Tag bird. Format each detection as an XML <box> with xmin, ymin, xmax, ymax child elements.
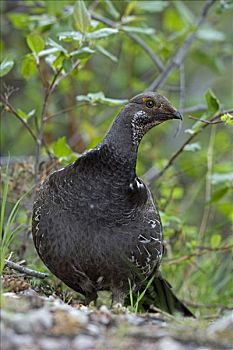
<box><xmin>32</xmin><ymin>91</ymin><xmax>194</xmax><ymax>316</ymax></box>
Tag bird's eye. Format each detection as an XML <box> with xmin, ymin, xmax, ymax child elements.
<box><xmin>145</xmin><ymin>100</ymin><xmax>154</xmax><ymax>108</ymax></box>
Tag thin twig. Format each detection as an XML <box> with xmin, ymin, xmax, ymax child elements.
<box><xmin>199</xmin><ymin>125</ymin><xmax>216</xmax><ymax>238</ymax></box>
<box><xmin>34</xmin><ymin>67</ymin><xmax>63</xmax><ymax>188</ymax></box>
<box><xmin>148</xmin><ymin>0</ymin><xmax>216</xmax><ymax>91</ymax></box>
<box><xmin>5</xmin><ymin>259</ymin><xmax>48</xmax><ymax>279</ymax></box>
<box><xmin>164</xmin><ymin>244</ymin><xmax>233</xmax><ymax>265</ymax></box>
<box><xmin>90</xmin><ymin>13</ymin><xmax>165</xmax><ymax>72</ymax></box>
<box><xmin>183</xmin><ymin>105</ymin><xmax>207</xmax><ymax>113</ymax></box>
<box><xmin>183</xmin><ymin>300</ymin><xmax>233</xmax><ymax>310</ymax></box>
<box><xmin>145</xmin><ymin>109</ymin><xmax>233</xmax><ymax>183</ymax></box>
<box><xmin>1</xmin><ymin>95</ymin><xmax>37</xmax><ymax>143</ymax></box>
<box><xmin>187</xmin><ymin>116</ymin><xmax>223</xmax><ymax>124</ymax></box>
<box><xmin>179</xmin><ymin>64</ymin><xmax>185</xmax><ymax>113</ymax></box>
<box><xmin>126</xmin><ymin>32</ymin><xmax>165</xmax><ymax>72</ymax></box>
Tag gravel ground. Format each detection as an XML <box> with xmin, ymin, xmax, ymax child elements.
<box><xmin>1</xmin><ymin>289</ymin><xmax>233</xmax><ymax>350</ymax></box>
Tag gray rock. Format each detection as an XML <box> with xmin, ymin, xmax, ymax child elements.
<box><xmin>40</xmin><ymin>337</ymin><xmax>70</xmax><ymax>350</ymax></box>
<box><xmin>157</xmin><ymin>336</ymin><xmax>186</xmax><ymax>350</ymax></box>
<box><xmin>72</xmin><ymin>335</ymin><xmax>95</xmax><ymax>350</ymax></box>
<box><xmin>68</xmin><ymin>308</ymin><xmax>89</xmax><ymax>327</ymax></box>
<box><xmin>125</xmin><ymin>314</ymin><xmax>145</xmax><ymax>326</ymax></box>
<box><xmin>1</xmin><ymin>328</ymin><xmax>34</xmax><ymax>350</ymax></box>
<box><xmin>207</xmin><ymin>312</ymin><xmax>233</xmax><ymax>334</ymax></box>
<box><xmin>86</xmin><ymin>323</ymin><xmax>100</xmax><ymax>336</ymax></box>
<box><xmin>2</xmin><ymin>307</ymin><xmax>53</xmax><ymax>334</ymax></box>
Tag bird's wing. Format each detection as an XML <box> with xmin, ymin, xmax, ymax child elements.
<box><xmin>127</xmin><ymin>177</ymin><xmax>163</xmax><ymax>278</ymax></box>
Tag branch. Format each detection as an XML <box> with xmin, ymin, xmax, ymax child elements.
<box><xmin>34</xmin><ymin>61</ymin><xmax>80</xmax><ymax>188</ymax></box>
<box><xmin>179</xmin><ymin>64</ymin><xmax>185</xmax><ymax>113</ymax></box>
<box><xmin>148</xmin><ymin>0</ymin><xmax>216</xmax><ymax>91</ymax></box>
<box><xmin>164</xmin><ymin>244</ymin><xmax>233</xmax><ymax>265</ymax></box>
<box><xmin>33</xmin><ymin>66</ymin><xmax>63</xmax><ymax>187</ymax></box>
<box><xmin>183</xmin><ymin>300</ymin><xmax>232</xmax><ymax>310</ymax></box>
<box><xmin>1</xmin><ymin>95</ymin><xmax>37</xmax><ymax>143</ymax></box>
<box><xmin>90</xmin><ymin>13</ymin><xmax>164</xmax><ymax>72</ymax></box>
<box><xmin>187</xmin><ymin>115</ymin><xmax>223</xmax><ymax>124</ymax></box>
<box><xmin>5</xmin><ymin>259</ymin><xmax>48</xmax><ymax>279</ymax></box>
<box><xmin>126</xmin><ymin>32</ymin><xmax>165</xmax><ymax>72</ymax></box>
<box><xmin>144</xmin><ymin>109</ymin><xmax>233</xmax><ymax>183</ymax></box>
<box><xmin>183</xmin><ymin>104</ymin><xmax>207</xmax><ymax>113</ymax></box>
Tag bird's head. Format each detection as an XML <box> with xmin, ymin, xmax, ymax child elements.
<box><xmin>103</xmin><ymin>91</ymin><xmax>182</xmax><ymax>157</ymax></box>
<box><xmin>125</xmin><ymin>91</ymin><xmax>182</xmax><ymax>145</ymax></box>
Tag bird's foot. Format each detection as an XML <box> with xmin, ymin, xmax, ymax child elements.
<box><xmin>112</xmin><ymin>302</ymin><xmax>127</xmax><ymax>314</ymax></box>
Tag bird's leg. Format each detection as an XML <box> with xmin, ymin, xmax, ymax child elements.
<box><xmin>111</xmin><ymin>288</ymin><xmax>126</xmax><ymax>309</ymax></box>
<box><xmin>84</xmin><ymin>291</ymin><xmax>98</xmax><ymax>306</ymax></box>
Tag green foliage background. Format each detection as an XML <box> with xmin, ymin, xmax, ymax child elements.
<box><xmin>1</xmin><ymin>0</ymin><xmax>232</xmax><ymax>315</ymax></box>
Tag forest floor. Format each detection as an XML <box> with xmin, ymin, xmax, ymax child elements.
<box><xmin>1</xmin><ymin>274</ymin><xmax>233</xmax><ymax>350</ymax></box>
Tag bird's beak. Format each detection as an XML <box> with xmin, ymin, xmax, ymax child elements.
<box><xmin>172</xmin><ymin>111</ymin><xmax>183</xmax><ymax>120</ymax></box>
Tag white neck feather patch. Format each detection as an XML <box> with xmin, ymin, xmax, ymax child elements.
<box><xmin>131</xmin><ymin>110</ymin><xmax>159</xmax><ymax>145</ymax></box>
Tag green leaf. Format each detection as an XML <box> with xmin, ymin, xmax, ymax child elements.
<box><xmin>16</xmin><ymin>109</ymin><xmax>28</xmax><ymax>120</ymax></box>
<box><xmin>205</xmin><ymin>89</ymin><xmax>220</xmax><ymax>114</ymax></box>
<box><xmin>184</xmin><ymin>142</ymin><xmax>201</xmax><ymax>152</ymax></box>
<box><xmin>104</xmin><ymin>0</ymin><xmax>120</xmax><ymax>19</ymax></box>
<box><xmin>59</xmin><ymin>31</ymin><xmax>83</xmax><ymax>42</ymax></box>
<box><xmin>21</xmin><ymin>54</ymin><xmax>37</xmax><ymax>79</ymax></box>
<box><xmin>47</xmin><ymin>38</ymin><xmax>67</xmax><ymax>53</ymax></box>
<box><xmin>62</xmin><ymin>59</ymin><xmax>73</xmax><ymax>73</ymax></box>
<box><xmin>73</xmin><ymin>0</ymin><xmax>91</xmax><ymax>34</ymax></box>
<box><xmin>76</xmin><ymin>92</ymin><xmax>128</xmax><ymax>106</ymax></box>
<box><xmin>87</xmin><ymin>28</ymin><xmax>118</xmax><ymax>40</ymax></box>
<box><xmin>8</xmin><ymin>13</ymin><xmax>30</xmax><ymax>29</ymax></box>
<box><xmin>121</xmin><ymin>26</ymin><xmax>155</xmax><ymax>35</ymax></box>
<box><xmin>53</xmin><ymin>52</ymin><xmax>66</xmax><ymax>70</ymax></box>
<box><xmin>210</xmin><ymin>234</ymin><xmax>221</xmax><ymax>249</ymax></box>
<box><xmin>16</xmin><ymin>108</ymin><xmax>35</xmax><ymax>121</ymax></box>
<box><xmin>51</xmin><ymin>136</ymin><xmax>73</xmax><ymax>158</ymax></box>
<box><xmin>96</xmin><ymin>45</ymin><xmax>118</xmax><ymax>62</ymax></box>
<box><xmin>211</xmin><ymin>172</ymin><xmax>233</xmax><ymax>185</ymax></box>
<box><xmin>70</xmin><ymin>47</ymin><xmax>95</xmax><ymax>58</ymax></box>
<box><xmin>0</xmin><ymin>59</ymin><xmax>14</xmax><ymax>77</ymax></box>
<box><xmin>173</xmin><ymin>1</ymin><xmax>195</xmax><ymax>25</ymax></box>
<box><xmin>137</xmin><ymin>1</ymin><xmax>168</xmax><ymax>12</ymax></box>
<box><xmin>38</xmin><ymin>47</ymin><xmax>61</xmax><ymax>58</ymax></box>
<box><xmin>197</xmin><ymin>28</ymin><xmax>225</xmax><ymax>42</ymax></box>
<box><xmin>192</xmin><ymin>48</ymin><xmax>223</xmax><ymax>73</ymax></box>
<box><xmin>221</xmin><ymin>113</ymin><xmax>233</xmax><ymax>125</ymax></box>
<box><xmin>26</xmin><ymin>33</ymin><xmax>45</xmax><ymax>54</ymax></box>
<box><xmin>210</xmin><ymin>187</ymin><xmax>229</xmax><ymax>203</ymax></box>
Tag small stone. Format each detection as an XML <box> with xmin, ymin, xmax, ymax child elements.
<box><xmin>69</xmin><ymin>309</ymin><xmax>89</xmax><ymax>327</ymax></box>
<box><xmin>29</xmin><ymin>307</ymin><xmax>53</xmax><ymax>331</ymax></box>
<box><xmin>207</xmin><ymin>312</ymin><xmax>233</xmax><ymax>334</ymax></box>
<box><xmin>40</xmin><ymin>337</ymin><xmax>70</xmax><ymax>350</ymax></box>
<box><xmin>157</xmin><ymin>337</ymin><xmax>186</xmax><ymax>350</ymax></box>
<box><xmin>86</xmin><ymin>323</ymin><xmax>100</xmax><ymax>336</ymax></box>
<box><xmin>99</xmin><ymin>305</ymin><xmax>110</xmax><ymax>314</ymax></box>
<box><xmin>72</xmin><ymin>335</ymin><xmax>95</xmax><ymax>350</ymax></box>
<box><xmin>125</xmin><ymin>314</ymin><xmax>145</xmax><ymax>326</ymax></box>
<box><xmin>2</xmin><ymin>328</ymin><xmax>34</xmax><ymax>350</ymax></box>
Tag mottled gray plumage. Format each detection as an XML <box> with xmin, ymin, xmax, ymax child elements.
<box><xmin>32</xmin><ymin>92</ymin><xmax>193</xmax><ymax>316</ymax></box>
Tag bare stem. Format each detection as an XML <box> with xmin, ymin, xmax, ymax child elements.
<box><xmin>90</xmin><ymin>13</ymin><xmax>164</xmax><ymax>72</ymax></box>
<box><xmin>148</xmin><ymin>0</ymin><xmax>216</xmax><ymax>91</ymax></box>
<box><xmin>5</xmin><ymin>259</ymin><xmax>48</xmax><ymax>279</ymax></box>
<box><xmin>164</xmin><ymin>244</ymin><xmax>233</xmax><ymax>265</ymax></box>
<box><xmin>33</xmin><ymin>67</ymin><xmax>63</xmax><ymax>188</ymax></box>
<box><xmin>1</xmin><ymin>96</ymin><xmax>38</xmax><ymax>143</ymax></box>
<box><xmin>144</xmin><ymin>109</ymin><xmax>233</xmax><ymax>183</ymax></box>
<box><xmin>199</xmin><ymin>125</ymin><xmax>216</xmax><ymax>238</ymax></box>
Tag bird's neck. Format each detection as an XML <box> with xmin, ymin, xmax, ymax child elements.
<box><xmin>99</xmin><ymin>111</ymin><xmax>139</xmax><ymax>177</ymax></box>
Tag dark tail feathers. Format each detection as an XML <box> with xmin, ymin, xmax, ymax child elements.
<box><xmin>138</xmin><ymin>274</ymin><xmax>195</xmax><ymax>317</ymax></box>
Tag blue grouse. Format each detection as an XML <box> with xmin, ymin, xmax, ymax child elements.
<box><xmin>32</xmin><ymin>92</ymin><xmax>193</xmax><ymax>316</ymax></box>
